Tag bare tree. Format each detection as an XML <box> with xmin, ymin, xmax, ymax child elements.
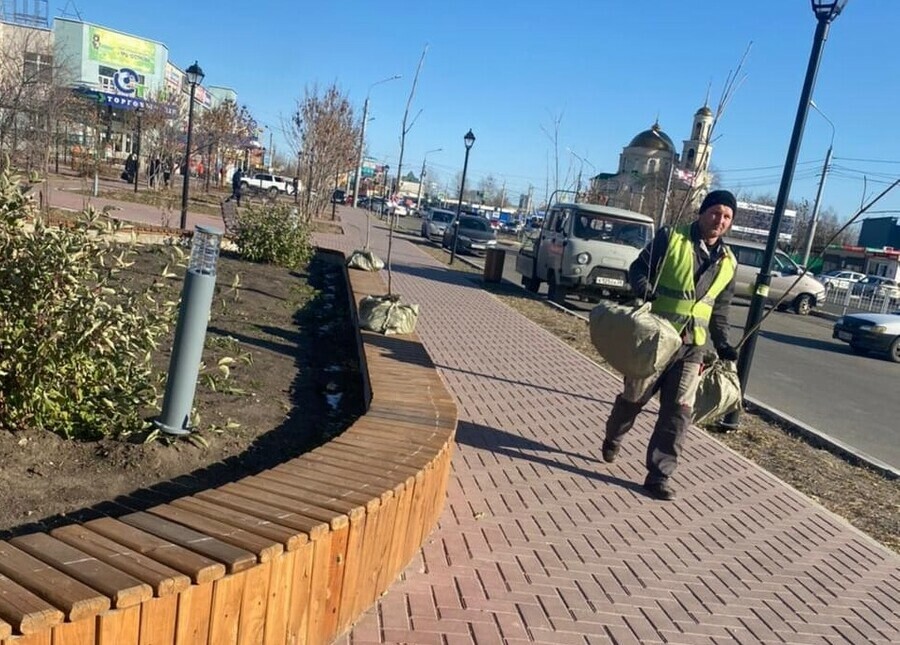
<box><xmin>194</xmin><ymin>99</ymin><xmax>256</xmax><ymax>191</ymax></box>
<box><xmin>288</xmin><ymin>83</ymin><xmax>359</xmax><ymax>220</ymax></box>
<box><xmin>540</xmin><ymin>110</ymin><xmax>564</xmax><ymax>199</ymax></box>
<box><xmin>387</xmin><ymin>45</ymin><xmax>427</xmax><ymax>295</ymax></box>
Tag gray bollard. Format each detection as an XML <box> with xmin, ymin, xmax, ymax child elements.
<box><xmin>155</xmin><ymin>225</ymin><xmax>223</xmax><ymax>435</ymax></box>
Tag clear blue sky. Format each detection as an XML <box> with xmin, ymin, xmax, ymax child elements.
<box><xmin>65</xmin><ymin>0</ymin><xmax>900</xmax><ymax>224</ymax></box>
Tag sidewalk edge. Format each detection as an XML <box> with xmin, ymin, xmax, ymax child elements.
<box><xmin>744</xmin><ymin>395</ymin><xmax>899</xmax><ymax>480</ymax></box>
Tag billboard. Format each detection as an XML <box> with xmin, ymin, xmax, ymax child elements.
<box><xmin>88</xmin><ymin>26</ymin><xmax>157</xmax><ymax>75</ymax></box>
<box><xmin>731</xmin><ymin>201</ymin><xmax>797</xmax><ymax>244</ymax></box>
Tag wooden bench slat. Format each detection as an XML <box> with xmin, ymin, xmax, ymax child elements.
<box><xmin>10</xmin><ymin>534</ymin><xmax>152</xmax><ymax>610</ymax></box>
<box><xmin>217</xmin><ymin>482</ymin><xmax>349</xmax><ymax>529</ymax></box>
<box><xmin>0</xmin><ymin>573</ymin><xmax>63</xmax><ymax>635</ymax></box>
<box><xmin>168</xmin><ymin>497</ymin><xmax>308</xmax><ymax>551</ymax></box>
<box><xmin>266</xmin><ymin>465</ymin><xmax>390</xmax><ymax>507</ymax></box>
<box><xmin>193</xmin><ymin>490</ymin><xmax>329</xmax><ymax>541</ymax></box>
<box><xmin>235</xmin><ymin>477</ymin><xmax>366</xmax><ymax>521</ymax></box>
<box><xmin>145</xmin><ymin>504</ymin><xmax>283</xmax><ymax>563</ymax></box>
<box><xmin>83</xmin><ymin>518</ymin><xmax>225</xmax><ymax>585</ymax></box>
<box><xmin>119</xmin><ymin>512</ymin><xmax>257</xmax><ymax>575</ymax></box>
<box><xmin>50</xmin><ymin>525</ymin><xmax>191</xmax><ymax>598</ymax></box>
<box><xmin>281</xmin><ymin>458</ymin><xmax>404</xmax><ymax>498</ymax></box>
<box><xmin>0</xmin><ymin>541</ymin><xmax>110</xmax><ymax>622</ymax></box>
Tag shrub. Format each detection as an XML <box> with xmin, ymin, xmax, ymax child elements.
<box><xmin>0</xmin><ymin>167</ymin><xmax>174</xmax><ymax>439</ymax></box>
<box><xmin>235</xmin><ymin>202</ymin><xmax>313</xmax><ymax>269</ymax></box>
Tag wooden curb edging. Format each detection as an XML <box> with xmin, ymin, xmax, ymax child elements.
<box><xmin>0</xmin><ymin>250</ymin><xmax>457</xmax><ymax>645</ymax></box>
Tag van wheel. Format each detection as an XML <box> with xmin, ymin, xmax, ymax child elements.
<box><xmin>548</xmin><ymin>272</ymin><xmax>567</xmax><ymax>304</ymax></box>
<box><xmin>524</xmin><ymin>275</ymin><xmax>540</xmax><ymax>293</ymax></box>
<box><xmin>793</xmin><ymin>294</ymin><xmax>812</xmax><ymax>315</ymax></box>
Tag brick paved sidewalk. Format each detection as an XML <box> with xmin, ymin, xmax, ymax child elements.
<box><xmin>318</xmin><ymin>208</ymin><xmax>899</xmax><ymax>645</ymax></box>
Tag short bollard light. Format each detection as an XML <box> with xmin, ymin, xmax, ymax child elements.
<box><xmin>155</xmin><ymin>225</ymin><xmax>223</xmax><ymax>435</ymax></box>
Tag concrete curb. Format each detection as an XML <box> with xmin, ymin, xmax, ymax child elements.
<box><xmin>744</xmin><ymin>395</ymin><xmax>899</xmax><ymax>480</ymax></box>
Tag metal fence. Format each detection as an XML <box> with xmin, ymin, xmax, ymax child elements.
<box><xmin>821</xmin><ymin>285</ymin><xmax>900</xmax><ymax>316</ymax></box>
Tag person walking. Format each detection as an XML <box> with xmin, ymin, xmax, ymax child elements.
<box><xmin>163</xmin><ymin>158</ymin><xmax>172</xmax><ymax>188</ymax></box>
<box><xmin>231</xmin><ymin>167</ymin><xmax>243</xmax><ymax>206</ymax></box>
<box><xmin>602</xmin><ymin>189</ymin><xmax>739</xmax><ymax>501</ymax></box>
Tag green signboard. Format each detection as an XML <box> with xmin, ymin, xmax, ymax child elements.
<box><xmin>88</xmin><ymin>26</ymin><xmax>157</xmax><ymax>75</ymax></box>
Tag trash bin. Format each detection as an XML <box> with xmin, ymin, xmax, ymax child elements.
<box><xmin>483</xmin><ymin>247</ymin><xmax>505</xmax><ymax>283</ymax></box>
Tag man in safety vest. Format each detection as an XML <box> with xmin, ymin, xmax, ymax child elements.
<box><xmin>603</xmin><ymin>189</ymin><xmax>739</xmax><ymax>501</ymax></box>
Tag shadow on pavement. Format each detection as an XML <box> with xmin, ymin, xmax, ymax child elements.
<box><xmin>434</xmin><ymin>363</ymin><xmax>615</xmax><ymax>406</ymax></box>
<box><xmin>759</xmin><ymin>329</ymin><xmax>844</xmax><ymax>353</ymax></box>
<box><xmin>455</xmin><ymin>420</ymin><xmax>643</xmax><ymax>494</ymax></box>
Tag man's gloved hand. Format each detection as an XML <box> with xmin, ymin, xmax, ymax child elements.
<box><xmin>716</xmin><ymin>344</ymin><xmax>739</xmax><ymax>362</ymax></box>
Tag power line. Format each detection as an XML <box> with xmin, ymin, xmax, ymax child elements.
<box><xmin>833</xmin><ymin>156</ymin><xmax>900</xmax><ymax>164</ymax></box>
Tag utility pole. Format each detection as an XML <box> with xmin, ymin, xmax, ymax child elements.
<box><xmin>801</xmin><ymin>145</ymin><xmax>833</xmax><ymax>267</ymax></box>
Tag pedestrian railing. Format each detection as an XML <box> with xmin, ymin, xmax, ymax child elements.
<box><xmin>823</xmin><ymin>284</ymin><xmax>900</xmax><ymax>315</ymax></box>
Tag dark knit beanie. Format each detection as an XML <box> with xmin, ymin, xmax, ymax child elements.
<box><xmin>699</xmin><ymin>189</ymin><xmax>737</xmax><ymax>214</ymax></box>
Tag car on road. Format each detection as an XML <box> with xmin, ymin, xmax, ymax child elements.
<box><xmin>391</xmin><ymin>203</ymin><xmax>409</xmax><ymax>217</ymax></box>
<box><xmin>441</xmin><ymin>214</ymin><xmax>497</xmax><ymax>255</ymax></box>
<box><xmin>331</xmin><ymin>189</ymin><xmax>346</xmax><ymax>204</ymax></box>
<box><xmin>832</xmin><ymin>310</ymin><xmax>900</xmax><ymax>362</ymax></box>
<box><xmin>818</xmin><ymin>269</ymin><xmax>865</xmax><ymax>291</ymax></box>
<box><xmin>726</xmin><ymin>237</ymin><xmax>826</xmax><ymax>315</ymax></box>
<box><xmin>421</xmin><ymin>208</ymin><xmax>455</xmax><ymax>241</ymax></box>
<box><xmin>851</xmin><ymin>275</ymin><xmax>900</xmax><ymax>302</ymax></box>
<box><xmin>241</xmin><ymin>173</ymin><xmax>293</xmax><ymax>197</ymax></box>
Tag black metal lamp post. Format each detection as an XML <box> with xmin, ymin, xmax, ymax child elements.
<box><xmin>450</xmin><ymin>129</ymin><xmax>476</xmax><ymax>265</ymax></box>
<box><xmin>722</xmin><ymin>0</ymin><xmax>847</xmax><ymax>429</ymax></box>
<box><xmin>133</xmin><ymin>106</ymin><xmax>143</xmax><ymax>193</ymax></box>
<box><xmin>180</xmin><ymin>61</ymin><xmax>205</xmax><ymax>230</ymax></box>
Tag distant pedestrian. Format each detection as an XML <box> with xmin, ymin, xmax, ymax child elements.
<box><xmin>602</xmin><ymin>189</ymin><xmax>739</xmax><ymax>501</ymax></box>
<box><xmin>231</xmin><ymin>167</ymin><xmax>243</xmax><ymax>206</ymax></box>
<box><xmin>123</xmin><ymin>153</ymin><xmax>137</xmax><ymax>183</ymax></box>
<box><xmin>163</xmin><ymin>159</ymin><xmax>172</xmax><ymax>188</ymax></box>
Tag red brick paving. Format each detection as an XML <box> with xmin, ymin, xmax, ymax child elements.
<box><xmin>320</xmin><ymin>209</ymin><xmax>900</xmax><ymax>645</ymax></box>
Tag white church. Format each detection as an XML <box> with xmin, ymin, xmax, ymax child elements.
<box><xmin>590</xmin><ymin>104</ymin><xmax>715</xmax><ymax>220</ymax></box>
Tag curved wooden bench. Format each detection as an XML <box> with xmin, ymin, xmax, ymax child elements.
<box><xmin>0</xmin><ymin>251</ymin><xmax>457</xmax><ymax>645</ymax></box>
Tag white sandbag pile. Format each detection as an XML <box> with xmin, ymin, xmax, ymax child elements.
<box><xmin>588</xmin><ymin>301</ymin><xmax>682</xmax><ymax>379</ymax></box>
<box><xmin>347</xmin><ymin>249</ymin><xmax>385</xmax><ymax>271</ymax></box>
<box><xmin>358</xmin><ymin>294</ymin><xmax>419</xmax><ymax>335</ymax></box>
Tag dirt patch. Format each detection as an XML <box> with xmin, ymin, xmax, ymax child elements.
<box><xmin>0</xmin><ymin>243</ymin><xmax>362</xmax><ymax>537</ymax></box>
<box><xmin>403</xmin><ymin>227</ymin><xmax>899</xmax><ymax>553</ymax></box>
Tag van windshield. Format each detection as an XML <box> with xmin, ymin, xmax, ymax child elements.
<box><xmin>573</xmin><ymin>213</ymin><xmax>651</xmax><ymax>249</ymax></box>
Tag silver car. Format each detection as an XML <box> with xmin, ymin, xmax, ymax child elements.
<box><xmin>421</xmin><ymin>208</ymin><xmax>455</xmax><ymax>241</ymax></box>
<box><xmin>833</xmin><ymin>310</ymin><xmax>900</xmax><ymax>362</ymax></box>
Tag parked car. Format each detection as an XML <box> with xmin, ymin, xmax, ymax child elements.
<box><xmin>832</xmin><ymin>310</ymin><xmax>900</xmax><ymax>362</ymax></box>
<box><xmin>726</xmin><ymin>237</ymin><xmax>826</xmax><ymax>315</ymax></box>
<box><xmin>819</xmin><ymin>269</ymin><xmax>865</xmax><ymax>291</ymax></box>
<box><xmin>501</xmin><ymin>220</ymin><xmax>523</xmax><ymax>234</ymax></box>
<box><xmin>391</xmin><ymin>203</ymin><xmax>409</xmax><ymax>217</ymax></box>
<box><xmin>331</xmin><ymin>189</ymin><xmax>346</xmax><ymax>204</ymax></box>
<box><xmin>421</xmin><ymin>208</ymin><xmax>455</xmax><ymax>241</ymax></box>
<box><xmin>851</xmin><ymin>275</ymin><xmax>900</xmax><ymax>302</ymax></box>
<box><xmin>441</xmin><ymin>214</ymin><xmax>497</xmax><ymax>255</ymax></box>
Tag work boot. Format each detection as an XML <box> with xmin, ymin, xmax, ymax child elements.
<box><xmin>642</xmin><ymin>480</ymin><xmax>676</xmax><ymax>501</ymax></box>
<box><xmin>601</xmin><ymin>440</ymin><xmax>620</xmax><ymax>463</ymax></box>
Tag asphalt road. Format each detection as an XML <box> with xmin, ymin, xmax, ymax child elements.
<box><xmin>474</xmin><ymin>241</ymin><xmax>899</xmax><ymax>470</ymax></box>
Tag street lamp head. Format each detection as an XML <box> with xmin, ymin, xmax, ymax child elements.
<box><xmin>464</xmin><ymin>129</ymin><xmax>476</xmax><ymax>150</ymax></box>
<box><xmin>811</xmin><ymin>0</ymin><xmax>848</xmax><ymax>22</ymax></box>
<box><xmin>185</xmin><ymin>61</ymin><xmax>204</xmax><ymax>86</ymax></box>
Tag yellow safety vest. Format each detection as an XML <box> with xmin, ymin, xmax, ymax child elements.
<box><xmin>651</xmin><ymin>225</ymin><xmax>736</xmax><ymax>346</ymax></box>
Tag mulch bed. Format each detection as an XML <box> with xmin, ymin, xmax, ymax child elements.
<box><xmin>0</xmin><ymin>243</ymin><xmax>361</xmax><ymax>537</ymax></box>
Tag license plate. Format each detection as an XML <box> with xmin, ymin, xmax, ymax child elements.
<box><xmin>838</xmin><ymin>331</ymin><xmax>852</xmax><ymax>341</ymax></box>
<box><xmin>595</xmin><ymin>276</ymin><xmax>624</xmax><ymax>287</ymax></box>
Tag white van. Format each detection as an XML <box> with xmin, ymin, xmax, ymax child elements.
<box><xmin>726</xmin><ymin>238</ymin><xmax>826</xmax><ymax>315</ymax></box>
<box><xmin>515</xmin><ymin>203</ymin><xmax>654</xmax><ymax>303</ymax></box>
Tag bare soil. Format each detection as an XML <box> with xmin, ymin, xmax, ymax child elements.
<box><xmin>391</xmin><ymin>220</ymin><xmax>899</xmax><ymax>553</ymax></box>
<box><xmin>0</xmin><ymin>229</ymin><xmax>361</xmax><ymax>538</ymax></box>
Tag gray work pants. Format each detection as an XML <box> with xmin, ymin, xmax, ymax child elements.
<box><xmin>604</xmin><ymin>345</ymin><xmax>703</xmax><ymax>484</ymax></box>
